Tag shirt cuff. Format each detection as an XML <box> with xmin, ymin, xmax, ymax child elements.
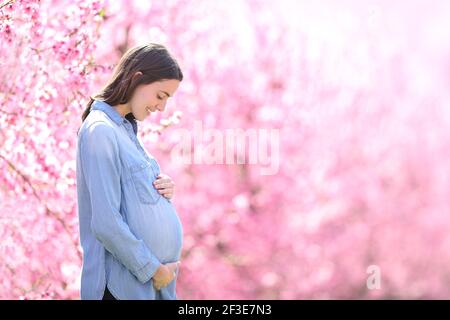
<box><xmin>134</xmin><ymin>258</ymin><xmax>161</xmax><ymax>284</ymax></box>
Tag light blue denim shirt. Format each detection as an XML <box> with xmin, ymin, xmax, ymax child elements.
<box><xmin>76</xmin><ymin>100</ymin><xmax>183</xmax><ymax>300</ymax></box>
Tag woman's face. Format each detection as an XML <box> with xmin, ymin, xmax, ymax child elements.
<box><xmin>130</xmin><ymin>77</ymin><xmax>180</xmax><ymax>121</ymax></box>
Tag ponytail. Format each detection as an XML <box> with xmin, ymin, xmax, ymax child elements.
<box><xmin>81</xmin><ymin>97</ymin><xmax>95</xmax><ymax>123</ymax></box>
<box><xmin>77</xmin><ymin>97</ymin><xmax>96</xmax><ymax>136</ymax></box>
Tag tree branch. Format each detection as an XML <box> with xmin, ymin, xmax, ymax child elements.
<box><xmin>0</xmin><ymin>0</ymin><xmax>16</xmax><ymax>11</ymax></box>
<box><xmin>0</xmin><ymin>153</ymin><xmax>82</xmax><ymax>260</ymax></box>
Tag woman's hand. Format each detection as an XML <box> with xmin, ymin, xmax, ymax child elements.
<box><xmin>153</xmin><ymin>261</ymin><xmax>179</xmax><ymax>290</ymax></box>
<box><xmin>153</xmin><ymin>173</ymin><xmax>175</xmax><ymax>200</ymax></box>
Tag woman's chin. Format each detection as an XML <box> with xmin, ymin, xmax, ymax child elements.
<box><xmin>136</xmin><ymin>113</ymin><xmax>148</xmax><ymax>121</ymax></box>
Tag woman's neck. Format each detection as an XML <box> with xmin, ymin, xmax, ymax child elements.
<box><xmin>114</xmin><ymin>103</ymin><xmax>132</xmax><ymax>117</ymax></box>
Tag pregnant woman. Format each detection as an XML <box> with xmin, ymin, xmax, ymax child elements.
<box><xmin>76</xmin><ymin>43</ymin><xmax>183</xmax><ymax>300</ymax></box>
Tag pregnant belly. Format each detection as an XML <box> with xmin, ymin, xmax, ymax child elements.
<box><xmin>128</xmin><ymin>198</ymin><xmax>183</xmax><ymax>263</ymax></box>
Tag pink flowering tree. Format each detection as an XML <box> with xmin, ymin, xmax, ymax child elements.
<box><xmin>0</xmin><ymin>0</ymin><xmax>105</xmax><ymax>299</ymax></box>
<box><xmin>2</xmin><ymin>0</ymin><xmax>450</xmax><ymax>299</ymax></box>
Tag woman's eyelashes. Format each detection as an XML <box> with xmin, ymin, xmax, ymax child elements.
<box><xmin>157</xmin><ymin>94</ymin><xmax>163</xmax><ymax>100</ymax></box>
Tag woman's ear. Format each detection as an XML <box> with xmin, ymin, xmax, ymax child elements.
<box><xmin>132</xmin><ymin>71</ymin><xmax>143</xmax><ymax>79</ymax></box>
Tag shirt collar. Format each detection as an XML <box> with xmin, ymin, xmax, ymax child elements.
<box><xmin>91</xmin><ymin>99</ymin><xmax>138</xmax><ymax>134</ymax></box>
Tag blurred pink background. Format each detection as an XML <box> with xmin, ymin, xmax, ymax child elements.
<box><xmin>1</xmin><ymin>0</ymin><xmax>450</xmax><ymax>299</ymax></box>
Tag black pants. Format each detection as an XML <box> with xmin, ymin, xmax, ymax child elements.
<box><xmin>102</xmin><ymin>286</ymin><xmax>117</xmax><ymax>300</ymax></box>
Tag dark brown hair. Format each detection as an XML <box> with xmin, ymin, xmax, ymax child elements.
<box><xmin>81</xmin><ymin>43</ymin><xmax>183</xmax><ymax>123</ymax></box>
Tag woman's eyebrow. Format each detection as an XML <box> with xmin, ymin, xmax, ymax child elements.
<box><xmin>160</xmin><ymin>90</ymin><xmax>171</xmax><ymax>97</ymax></box>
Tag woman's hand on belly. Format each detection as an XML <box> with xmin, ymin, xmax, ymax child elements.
<box><xmin>153</xmin><ymin>261</ymin><xmax>180</xmax><ymax>290</ymax></box>
<box><xmin>153</xmin><ymin>173</ymin><xmax>175</xmax><ymax>200</ymax></box>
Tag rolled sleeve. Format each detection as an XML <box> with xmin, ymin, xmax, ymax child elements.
<box><xmin>80</xmin><ymin>121</ymin><xmax>161</xmax><ymax>283</ymax></box>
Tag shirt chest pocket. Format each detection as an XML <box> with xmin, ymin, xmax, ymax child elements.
<box><xmin>129</xmin><ymin>160</ymin><xmax>161</xmax><ymax>205</ymax></box>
